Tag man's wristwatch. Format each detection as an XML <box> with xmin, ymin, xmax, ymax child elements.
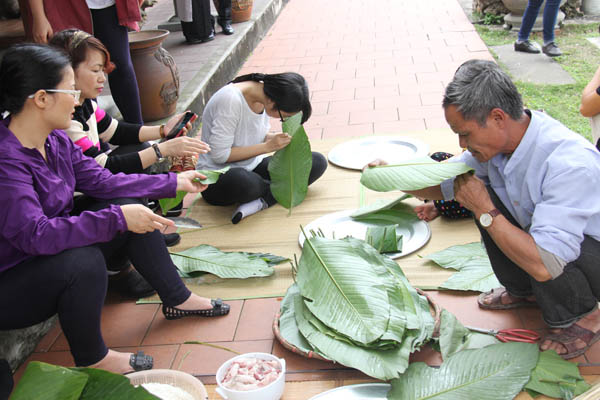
<box><xmin>152</xmin><ymin>143</ymin><xmax>165</xmax><ymax>162</ymax></box>
<box><xmin>479</xmin><ymin>208</ymin><xmax>501</xmax><ymax>228</ymax></box>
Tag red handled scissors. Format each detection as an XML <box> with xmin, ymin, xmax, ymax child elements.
<box><xmin>466</xmin><ymin>326</ymin><xmax>540</xmax><ymax>343</ymax></box>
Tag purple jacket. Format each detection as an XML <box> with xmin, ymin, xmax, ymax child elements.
<box><xmin>0</xmin><ymin>118</ymin><xmax>177</xmax><ymax>272</ymax></box>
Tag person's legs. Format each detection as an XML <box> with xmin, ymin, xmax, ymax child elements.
<box><xmin>182</xmin><ymin>0</ymin><xmax>215</xmax><ymax>43</ymax></box>
<box><xmin>90</xmin><ymin>6</ymin><xmax>144</xmax><ymax>124</ymax></box>
<box><xmin>540</xmin><ymin>0</ymin><xmax>563</xmax><ymax>56</ymax></box>
<box><xmin>201</xmin><ymin>167</ymin><xmax>270</xmax><ymax>206</ymax></box>
<box><xmin>518</xmin><ymin>0</ymin><xmax>544</xmax><ymax>42</ymax></box>
<box><xmin>216</xmin><ymin>0</ymin><xmax>233</xmax><ymax>35</ymax></box>
<box><xmin>0</xmin><ymin>247</ymin><xmax>109</xmax><ymax>366</ymax></box>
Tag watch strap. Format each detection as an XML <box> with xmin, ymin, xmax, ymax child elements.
<box><xmin>489</xmin><ymin>208</ymin><xmax>501</xmax><ymax>218</ymax></box>
<box><xmin>152</xmin><ymin>143</ymin><xmax>164</xmax><ymax>161</ymax></box>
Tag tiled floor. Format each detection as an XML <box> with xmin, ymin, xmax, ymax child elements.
<box><xmin>11</xmin><ymin>0</ymin><xmax>600</xmax><ymax>397</ymax></box>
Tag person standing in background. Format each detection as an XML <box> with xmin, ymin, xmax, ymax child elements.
<box><xmin>513</xmin><ymin>0</ymin><xmax>562</xmax><ymax>57</ymax></box>
<box><xmin>214</xmin><ymin>0</ymin><xmax>233</xmax><ymax>35</ymax></box>
<box><xmin>21</xmin><ymin>0</ymin><xmax>145</xmax><ymax>124</ymax></box>
<box><xmin>176</xmin><ymin>0</ymin><xmax>215</xmax><ymax>44</ymax></box>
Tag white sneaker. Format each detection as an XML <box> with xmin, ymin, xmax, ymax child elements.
<box><xmin>231</xmin><ymin>198</ymin><xmax>268</xmax><ymax>224</ymax></box>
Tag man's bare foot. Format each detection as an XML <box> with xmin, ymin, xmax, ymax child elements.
<box><xmin>541</xmin><ymin>307</ymin><xmax>600</xmax><ymax>359</ymax></box>
<box><xmin>478</xmin><ymin>287</ymin><xmax>537</xmax><ymax>310</ymax></box>
<box><xmin>175</xmin><ymin>293</ymin><xmax>213</xmax><ymax>310</ymax></box>
<box><xmin>89</xmin><ymin>349</ymin><xmax>134</xmax><ymax>374</ymax></box>
<box><xmin>415</xmin><ymin>203</ymin><xmax>440</xmax><ymax>222</ymax></box>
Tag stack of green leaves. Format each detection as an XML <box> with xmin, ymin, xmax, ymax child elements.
<box><xmin>426</xmin><ymin>242</ymin><xmax>501</xmax><ymax>292</ymax></box>
<box><xmin>170</xmin><ymin>244</ymin><xmax>288</xmax><ymax>278</ymax></box>
<box><xmin>278</xmin><ymin>232</ymin><xmax>435</xmax><ymax>380</ymax></box>
<box><xmin>11</xmin><ymin>362</ymin><xmax>157</xmax><ymax>400</ymax></box>
<box><xmin>268</xmin><ymin>112</ymin><xmax>312</xmax><ymax>214</ymax></box>
<box><xmin>525</xmin><ymin>350</ymin><xmax>590</xmax><ymax>399</ymax></box>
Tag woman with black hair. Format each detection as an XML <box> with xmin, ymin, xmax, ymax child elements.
<box><xmin>0</xmin><ymin>44</ymin><xmax>230</xmax><ymax>375</ymax></box>
<box><xmin>197</xmin><ymin>72</ymin><xmax>328</xmax><ymax>223</ymax></box>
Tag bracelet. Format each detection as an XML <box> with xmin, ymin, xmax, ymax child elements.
<box><xmin>159</xmin><ymin>124</ymin><xmax>166</xmax><ymax>138</ymax></box>
<box><xmin>152</xmin><ymin>143</ymin><xmax>164</xmax><ymax>162</ymax></box>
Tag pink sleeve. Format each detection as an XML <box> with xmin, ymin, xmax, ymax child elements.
<box><xmin>95</xmin><ymin>107</ymin><xmax>106</xmax><ymax>122</ymax></box>
<box><xmin>74</xmin><ymin>136</ymin><xmax>98</xmax><ymax>152</ymax></box>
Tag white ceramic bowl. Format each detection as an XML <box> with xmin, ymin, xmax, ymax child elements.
<box><xmin>127</xmin><ymin>369</ymin><xmax>208</xmax><ymax>399</ymax></box>
<box><xmin>215</xmin><ymin>352</ymin><xmax>286</xmax><ymax>400</ymax></box>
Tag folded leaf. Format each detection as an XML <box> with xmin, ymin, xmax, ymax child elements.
<box><xmin>388</xmin><ymin>342</ymin><xmax>539</xmax><ymax>400</ymax></box>
<box><xmin>361</xmin><ymin>157</ymin><xmax>473</xmax><ymax>192</ymax></box>
<box><xmin>350</xmin><ymin>194</ymin><xmax>413</xmax><ymax>218</ymax></box>
<box><xmin>158</xmin><ymin>190</ymin><xmax>186</xmax><ymax>214</ymax></box>
<box><xmin>75</xmin><ymin>367</ymin><xmax>158</xmax><ymax>399</ymax></box>
<box><xmin>268</xmin><ymin>113</ymin><xmax>313</xmax><ymax>213</ymax></box>
<box><xmin>426</xmin><ymin>242</ymin><xmax>501</xmax><ymax>292</ymax></box>
<box><xmin>196</xmin><ymin>166</ymin><xmax>230</xmax><ymax>184</ymax></box>
<box><xmin>437</xmin><ymin>309</ymin><xmax>499</xmax><ymax>360</ymax></box>
<box><xmin>171</xmin><ymin>244</ymin><xmax>275</xmax><ymax>278</ymax></box>
<box><xmin>352</xmin><ymin>209</ymin><xmax>419</xmax><ymax>225</ymax></box>
<box><xmin>11</xmin><ymin>362</ymin><xmax>88</xmax><ymax>400</ymax></box>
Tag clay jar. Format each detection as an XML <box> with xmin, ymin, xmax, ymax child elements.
<box><xmin>213</xmin><ymin>0</ymin><xmax>254</xmax><ymax>23</ymax></box>
<box><xmin>128</xmin><ymin>29</ymin><xmax>179</xmax><ymax>122</ymax></box>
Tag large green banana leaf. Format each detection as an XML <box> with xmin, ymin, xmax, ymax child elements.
<box><xmin>524</xmin><ymin>350</ymin><xmax>590</xmax><ymax>399</ymax></box>
<box><xmin>297</xmin><ymin>234</ymin><xmax>392</xmax><ymax>345</ymax></box>
<box><xmin>350</xmin><ymin>194</ymin><xmax>413</xmax><ymax>218</ymax></box>
<box><xmin>11</xmin><ymin>362</ymin><xmax>157</xmax><ymax>400</ymax></box>
<box><xmin>268</xmin><ymin>112</ymin><xmax>312</xmax><ymax>213</ymax></box>
<box><xmin>436</xmin><ymin>309</ymin><xmax>499</xmax><ymax>360</ymax></box>
<box><xmin>388</xmin><ymin>342</ymin><xmax>539</xmax><ymax>400</ymax></box>
<box><xmin>171</xmin><ymin>244</ymin><xmax>275</xmax><ymax>278</ymax></box>
<box><xmin>293</xmin><ymin>287</ymin><xmax>411</xmax><ymax>380</ymax></box>
<box><xmin>278</xmin><ymin>284</ymin><xmax>318</xmax><ymax>355</ymax></box>
<box><xmin>360</xmin><ymin>157</ymin><xmax>473</xmax><ymax>192</ymax></box>
<box><xmin>426</xmin><ymin>242</ymin><xmax>500</xmax><ymax>292</ymax></box>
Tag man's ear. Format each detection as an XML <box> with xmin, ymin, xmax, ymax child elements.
<box><xmin>489</xmin><ymin>107</ymin><xmax>507</xmax><ymax>128</ymax></box>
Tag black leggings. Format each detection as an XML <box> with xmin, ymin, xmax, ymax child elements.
<box><xmin>91</xmin><ymin>5</ymin><xmax>144</xmax><ymax>124</ymax></box>
<box><xmin>0</xmin><ymin>199</ymin><xmax>190</xmax><ymax>366</ymax></box>
<box><xmin>201</xmin><ymin>152</ymin><xmax>328</xmax><ymax>206</ymax></box>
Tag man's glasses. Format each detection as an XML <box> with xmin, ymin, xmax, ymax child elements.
<box><xmin>28</xmin><ymin>89</ymin><xmax>81</xmax><ymax>103</ymax></box>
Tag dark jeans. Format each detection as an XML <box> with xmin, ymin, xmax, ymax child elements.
<box><xmin>477</xmin><ymin>187</ymin><xmax>600</xmax><ymax>328</ymax></box>
<box><xmin>215</xmin><ymin>0</ymin><xmax>232</xmax><ymax>23</ymax></box>
<box><xmin>201</xmin><ymin>152</ymin><xmax>328</xmax><ymax>206</ymax></box>
<box><xmin>0</xmin><ymin>199</ymin><xmax>191</xmax><ymax>366</ymax></box>
<box><xmin>181</xmin><ymin>0</ymin><xmax>214</xmax><ymax>41</ymax></box>
<box><xmin>91</xmin><ymin>5</ymin><xmax>144</xmax><ymax>124</ymax></box>
<box><xmin>518</xmin><ymin>0</ymin><xmax>561</xmax><ymax>44</ymax></box>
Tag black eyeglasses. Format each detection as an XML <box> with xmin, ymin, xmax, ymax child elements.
<box><xmin>278</xmin><ymin>109</ymin><xmax>288</xmax><ymax>123</ymax></box>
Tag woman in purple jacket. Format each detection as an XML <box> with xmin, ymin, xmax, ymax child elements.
<box><xmin>0</xmin><ymin>44</ymin><xmax>229</xmax><ymax>375</ymax></box>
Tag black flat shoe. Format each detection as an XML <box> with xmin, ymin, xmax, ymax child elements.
<box><xmin>129</xmin><ymin>351</ymin><xmax>153</xmax><ymax>372</ymax></box>
<box><xmin>110</xmin><ymin>268</ymin><xmax>156</xmax><ymax>299</ymax></box>
<box><xmin>164</xmin><ymin>201</ymin><xmax>183</xmax><ymax>217</ymax></box>
<box><xmin>162</xmin><ymin>298</ymin><xmax>231</xmax><ymax>320</ymax></box>
<box><xmin>542</xmin><ymin>42</ymin><xmax>562</xmax><ymax>57</ymax></box>
<box><xmin>514</xmin><ymin>40</ymin><xmax>540</xmax><ymax>54</ymax></box>
<box><xmin>186</xmin><ymin>30</ymin><xmax>215</xmax><ymax>44</ymax></box>
<box><xmin>163</xmin><ymin>232</ymin><xmax>181</xmax><ymax>247</ymax></box>
<box><xmin>219</xmin><ymin>21</ymin><xmax>234</xmax><ymax>35</ymax></box>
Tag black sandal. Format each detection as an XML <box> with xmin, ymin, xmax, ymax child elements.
<box><xmin>130</xmin><ymin>351</ymin><xmax>153</xmax><ymax>371</ymax></box>
<box><xmin>162</xmin><ymin>298</ymin><xmax>231</xmax><ymax>320</ymax></box>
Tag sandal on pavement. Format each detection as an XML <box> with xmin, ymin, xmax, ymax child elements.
<box><xmin>129</xmin><ymin>351</ymin><xmax>153</xmax><ymax>372</ymax></box>
<box><xmin>162</xmin><ymin>298</ymin><xmax>231</xmax><ymax>320</ymax></box>
<box><xmin>478</xmin><ymin>287</ymin><xmax>537</xmax><ymax>310</ymax></box>
<box><xmin>543</xmin><ymin>323</ymin><xmax>600</xmax><ymax>360</ymax></box>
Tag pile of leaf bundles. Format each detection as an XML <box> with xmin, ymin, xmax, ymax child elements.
<box><xmin>170</xmin><ymin>244</ymin><xmax>288</xmax><ymax>279</ymax></box>
<box><xmin>278</xmin><ymin>231</ymin><xmax>435</xmax><ymax>380</ymax></box>
<box><xmin>268</xmin><ymin>112</ymin><xmax>312</xmax><ymax>214</ymax></box>
<box><xmin>360</xmin><ymin>157</ymin><xmax>473</xmax><ymax>192</ymax></box>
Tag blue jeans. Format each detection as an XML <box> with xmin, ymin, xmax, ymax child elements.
<box><xmin>518</xmin><ymin>0</ymin><xmax>561</xmax><ymax>44</ymax></box>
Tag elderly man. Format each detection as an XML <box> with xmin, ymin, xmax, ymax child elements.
<box><xmin>374</xmin><ymin>60</ymin><xmax>600</xmax><ymax>359</ymax></box>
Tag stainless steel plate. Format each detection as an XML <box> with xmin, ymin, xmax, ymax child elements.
<box><xmin>327</xmin><ymin>136</ymin><xmax>429</xmax><ymax>171</ymax></box>
<box><xmin>309</xmin><ymin>383</ymin><xmax>391</xmax><ymax>399</ymax></box>
<box><xmin>299</xmin><ymin>209</ymin><xmax>431</xmax><ymax>259</ymax></box>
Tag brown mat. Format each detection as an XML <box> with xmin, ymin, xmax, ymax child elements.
<box><xmin>141</xmin><ymin>130</ymin><xmax>481</xmax><ymax>303</ymax></box>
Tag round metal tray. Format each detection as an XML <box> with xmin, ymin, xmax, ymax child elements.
<box><xmin>309</xmin><ymin>383</ymin><xmax>391</xmax><ymax>399</ymax></box>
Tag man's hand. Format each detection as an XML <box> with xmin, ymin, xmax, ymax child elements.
<box><xmin>453</xmin><ymin>173</ymin><xmax>495</xmax><ymax>215</ymax></box>
<box><xmin>121</xmin><ymin>204</ymin><xmax>174</xmax><ymax>233</ymax></box>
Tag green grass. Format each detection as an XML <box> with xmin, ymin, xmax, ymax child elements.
<box><xmin>475</xmin><ymin>23</ymin><xmax>600</xmax><ymax>141</ymax></box>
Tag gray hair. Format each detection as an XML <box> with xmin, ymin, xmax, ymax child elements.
<box><xmin>442</xmin><ymin>60</ymin><xmax>523</xmax><ymax>126</ymax></box>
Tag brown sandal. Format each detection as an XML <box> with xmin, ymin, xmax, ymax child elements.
<box><xmin>477</xmin><ymin>287</ymin><xmax>537</xmax><ymax>310</ymax></box>
<box><xmin>543</xmin><ymin>323</ymin><xmax>600</xmax><ymax>359</ymax></box>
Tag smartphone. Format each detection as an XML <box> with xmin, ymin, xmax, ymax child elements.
<box><xmin>165</xmin><ymin>111</ymin><xmax>198</xmax><ymax>140</ymax></box>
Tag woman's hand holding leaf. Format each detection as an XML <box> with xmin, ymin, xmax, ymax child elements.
<box><xmin>453</xmin><ymin>173</ymin><xmax>494</xmax><ymax>215</ymax></box>
<box><xmin>121</xmin><ymin>204</ymin><xmax>174</xmax><ymax>233</ymax></box>
<box><xmin>264</xmin><ymin>132</ymin><xmax>291</xmax><ymax>152</ymax></box>
<box><xmin>176</xmin><ymin>170</ymin><xmax>208</xmax><ymax>193</ymax></box>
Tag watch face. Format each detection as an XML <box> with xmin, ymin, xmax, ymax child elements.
<box><xmin>480</xmin><ymin>213</ymin><xmax>492</xmax><ymax>228</ymax></box>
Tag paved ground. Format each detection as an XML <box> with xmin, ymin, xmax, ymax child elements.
<box><xmin>12</xmin><ymin>0</ymin><xmax>600</xmax><ymax>397</ymax></box>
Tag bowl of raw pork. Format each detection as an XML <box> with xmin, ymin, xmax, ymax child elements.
<box><xmin>215</xmin><ymin>352</ymin><xmax>286</xmax><ymax>400</ymax></box>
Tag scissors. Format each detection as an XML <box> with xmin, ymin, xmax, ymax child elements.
<box><xmin>466</xmin><ymin>326</ymin><xmax>540</xmax><ymax>343</ymax></box>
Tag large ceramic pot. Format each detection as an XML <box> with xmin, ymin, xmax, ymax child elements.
<box><xmin>582</xmin><ymin>0</ymin><xmax>600</xmax><ymax>15</ymax></box>
<box><xmin>213</xmin><ymin>0</ymin><xmax>254</xmax><ymax>23</ymax></box>
<box><xmin>128</xmin><ymin>29</ymin><xmax>179</xmax><ymax>122</ymax></box>
<box><xmin>502</xmin><ymin>0</ymin><xmax>567</xmax><ymax>31</ymax></box>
